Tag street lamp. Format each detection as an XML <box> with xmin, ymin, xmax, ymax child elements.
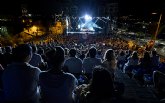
<box><xmin>154</xmin><ymin>13</ymin><xmax>162</xmax><ymax>40</ymax></box>
<box><xmin>147</xmin><ymin>12</ymin><xmax>163</xmax><ymax>50</ymax></box>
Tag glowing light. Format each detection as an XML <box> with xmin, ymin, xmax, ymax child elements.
<box><xmin>29</xmin><ymin>19</ymin><xmax>32</xmax><ymax>23</ymax></box>
<box><xmin>66</xmin><ymin>19</ymin><xmax>68</xmax><ymax>26</ymax></box>
<box><xmin>22</xmin><ymin>20</ymin><xmax>25</xmax><ymax>23</ymax></box>
<box><xmin>78</xmin><ymin>24</ymin><xmax>80</xmax><ymax>29</ymax></box>
<box><xmin>84</xmin><ymin>15</ymin><xmax>92</xmax><ymax>21</ymax></box>
<box><xmin>152</xmin><ymin>12</ymin><xmax>157</xmax><ymax>15</ymax></box>
<box><xmin>31</xmin><ymin>26</ymin><xmax>37</xmax><ymax>32</ymax></box>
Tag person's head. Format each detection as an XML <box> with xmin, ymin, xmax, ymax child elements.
<box><xmin>69</xmin><ymin>48</ymin><xmax>77</xmax><ymax>57</ymax></box>
<box><xmin>64</xmin><ymin>48</ymin><xmax>69</xmax><ymax>56</ymax></box>
<box><xmin>5</xmin><ymin>46</ymin><xmax>12</xmax><ymax>54</ymax></box>
<box><xmin>151</xmin><ymin>50</ymin><xmax>157</xmax><ymax>56</ymax></box>
<box><xmin>104</xmin><ymin>49</ymin><xmax>115</xmax><ymax>61</ymax></box>
<box><xmin>12</xmin><ymin>44</ymin><xmax>32</xmax><ymax>63</ymax></box>
<box><xmin>31</xmin><ymin>45</ymin><xmax>38</xmax><ymax>53</ymax></box>
<box><xmin>45</xmin><ymin>46</ymin><xmax>65</xmax><ymax>69</ymax></box>
<box><xmin>131</xmin><ymin>51</ymin><xmax>138</xmax><ymax>59</ymax></box>
<box><xmin>97</xmin><ymin>50</ymin><xmax>102</xmax><ymax>55</ymax></box>
<box><xmin>38</xmin><ymin>47</ymin><xmax>44</xmax><ymax>55</ymax></box>
<box><xmin>89</xmin><ymin>47</ymin><xmax>97</xmax><ymax>58</ymax></box>
<box><xmin>90</xmin><ymin>66</ymin><xmax>114</xmax><ymax>98</ymax></box>
<box><xmin>143</xmin><ymin>51</ymin><xmax>151</xmax><ymax>60</ymax></box>
<box><xmin>120</xmin><ymin>50</ymin><xmax>125</xmax><ymax>56</ymax></box>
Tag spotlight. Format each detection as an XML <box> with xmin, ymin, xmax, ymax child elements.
<box><xmin>84</xmin><ymin>15</ymin><xmax>92</xmax><ymax>21</ymax></box>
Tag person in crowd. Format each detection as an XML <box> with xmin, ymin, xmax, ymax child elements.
<box><xmin>75</xmin><ymin>66</ymin><xmax>116</xmax><ymax>103</ymax></box>
<box><xmin>139</xmin><ymin>51</ymin><xmax>153</xmax><ymax>74</ymax></box>
<box><xmin>0</xmin><ymin>64</ymin><xmax>4</xmax><ymax>90</ymax></box>
<box><xmin>3</xmin><ymin>46</ymin><xmax>12</xmax><ymax>68</ymax></box>
<box><xmin>123</xmin><ymin>51</ymin><xmax>139</xmax><ymax>74</ymax></box>
<box><xmin>151</xmin><ymin>50</ymin><xmax>160</xmax><ymax>68</ymax></box>
<box><xmin>64</xmin><ymin>48</ymin><xmax>69</xmax><ymax>59</ymax></box>
<box><xmin>79</xmin><ymin>50</ymin><xmax>86</xmax><ymax>60</ymax></box>
<box><xmin>96</xmin><ymin>50</ymin><xmax>103</xmax><ymax>61</ymax></box>
<box><xmin>83</xmin><ymin>47</ymin><xmax>102</xmax><ymax>79</ymax></box>
<box><xmin>125</xmin><ymin>50</ymin><xmax>133</xmax><ymax>63</ymax></box>
<box><xmin>153</xmin><ymin>70</ymin><xmax>165</xmax><ymax>95</ymax></box>
<box><xmin>117</xmin><ymin>50</ymin><xmax>126</xmax><ymax>70</ymax></box>
<box><xmin>133</xmin><ymin>51</ymin><xmax>153</xmax><ymax>84</ymax></box>
<box><xmin>39</xmin><ymin>46</ymin><xmax>78</xmax><ymax>103</ymax></box>
<box><xmin>29</xmin><ymin>45</ymin><xmax>45</xmax><ymax>69</ymax></box>
<box><xmin>64</xmin><ymin>48</ymin><xmax>83</xmax><ymax>78</ymax></box>
<box><xmin>37</xmin><ymin>47</ymin><xmax>47</xmax><ymax>63</ymax></box>
<box><xmin>2</xmin><ymin>44</ymin><xmax>41</xmax><ymax>103</ymax></box>
<box><xmin>102</xmin><ymin>49</ymin><xmax>117</xmax><ymax>80</ymax></box>
<box><xmin>0</xmin><ymin>47</ymin><xmax>4</xmax><ymax>68</ymax></box>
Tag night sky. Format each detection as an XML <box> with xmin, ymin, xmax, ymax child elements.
<box><xmin>0</xmin><ymin>0</ymin><xmax>164</xmax><ymax>16</ymax></box>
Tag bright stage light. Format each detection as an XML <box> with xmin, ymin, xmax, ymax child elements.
<box><xmin>84</xmin><ymin>15</ymin><xmax>92</xmax><ymax>21</ymax></box>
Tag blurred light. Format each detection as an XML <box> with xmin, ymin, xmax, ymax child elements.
<box><xmin>28</xmin><ymin>14</ymin><xmax>32</xmax><ymax>17</ymax></box>
<box><xmin>31</xmin><ymin>26</ymin><xmax>37</xmax><ymax>32</ymax></box>
<box><xmin>78</xmin><ymin>24</ymin><xmax>80</xmax><ymax>29</ymax></box>
<box><xmin>22</xmin><ymin>20</ymin><xmax>25</xmax><ymax>23</ymax></box>
<box><xmin>29</xmin><ymin>19</ymin><xmax>32</xmax><ymax>23</ymax></box>
<box><xmin>84</xmin><ymin>15</ymin><xmax>92</xmax><ymax>21</ymax></box>
<box><xmin>152</xmin><ymin>12</ymin><xmax>157</xmax><ymax>15</ymax></box>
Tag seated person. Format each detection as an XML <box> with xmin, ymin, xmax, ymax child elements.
<box><xmin>83</xmin><ymin>47</ymin><xmax>102</xmax><ymax>80</ymax></box>
<box><xmin>102</xmin><ymin>49</ymin><xmax>117</xmax><ymax>80</ymax></box>
<box><xmin>153</xmin><ymin>70</ymin><xmax>165</xmax><ymax>95</ymax></box>
<box><xmin>75</xmin><ymin>66</ymin><xmax>125</xmax><ymax>103</ymax></box>
<box><xmin>2</xmin><ymin>44</ymin><xmax>41</xmax><ymax>103</ymax></box>
<box><xmin>123</xmin><ymin>51</ymin><xmax>139</xmax><ymax>74</ymax></box>
<box><xmin>64</xmin><ymin>48</ymin><xmax>83</xmax><ymax>77</ymax></box>
<box><xmin>39</xmin><ymin>46</ymin><xmax>78</xmax><ymax>103</ymax></box>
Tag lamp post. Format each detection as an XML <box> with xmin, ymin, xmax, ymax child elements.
<box><xmin>147</xmin><ymin>12</ymin><xmax>162</xmax><ymax>50</ymax></box>
<box><xmin>154</xmin><ymin>13</ymin><xmax>162</xmax><ymax>40</ymax></box>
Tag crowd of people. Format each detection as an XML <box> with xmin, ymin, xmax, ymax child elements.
<box><xmin>0</xmin><ymin>34</ymin><xmax>164</xmax><ymax>103</ymax></box>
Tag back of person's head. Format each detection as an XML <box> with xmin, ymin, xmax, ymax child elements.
<box><xmin>120</xmin><ymin>50</ymin><xmax>125</xmax><ymax>56</ymax></box>
<box><xmin>143</xmin><ymin>51</ymin><xmax>151</xmax><ymax>60</ymax></box>
<box><xmin>46</xmin><ymin>46</ymin><xmax>64</xmax><ymax>68</ymax></box>
<box><xmin>5</xmin><ymin>46</ymin><xmax>12</xmax><ymax>54</ymax></box>
<box><xmin>128</xmin><ymin>50</ymin><xmax>133</xmax><ymax>55</ymax></box>
<box><xmin>132</xmin><ymin>51</ymin><xmax>138</xmax><ymax>59</ymax></box>
<box><xmin>31</xmin><ymin>45</ymin><xmax>37</xmax><ymax>53</ymax></box>
<box><xmin>12</xmin><ymin>44</ymin><xmax>32</xmax><ymax>62</ymax></box>
<box><xmin>104</xmin><ymin>49</ymin><xmax>115</xmax><ymax>61</ymax></box>
<box><xmin>69</xmin><ymin>48</ymin><xmax>77</xmax><ymax>57</ymax></box>
<box><xmin>38</xmin><ymin>47</ymin><xmax>44</xmax><ymax>55</ymax></box>
<box><xmin>97</xmin><ymin>50</ymin><xmax>102</xmax><ymax>55</ymax></box>
<box><xmin>89</xmin><ymin>47</ymin><xmax>97</xmax><ymax>58</ymax></box>
<box><xmin>90</xmin><ymin>66</ymin><xmax>114</xmax><ymax>97</ymax></box>
<box><xmin>152</xmin><ymin>50</ymin><xmax>157</xmax><ymax>56</ymax></box>
<box><xmin>64</xmin><ymin>48</ymin><xmax>69</xmax><ymax>56</ymax></box>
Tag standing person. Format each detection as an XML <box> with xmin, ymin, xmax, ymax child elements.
<box><xmin>2</xmin><ymin>44</ymin><xmax>41</xmax><ymax>103</ymax></box>
<box><xmin>39</xmin><ymin>46</ymin><xmax>78</xmax><ymax>103</ymax></box>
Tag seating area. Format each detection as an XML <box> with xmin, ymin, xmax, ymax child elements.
<box><xmin>0</xmin><ymin>35</ymin><xmax>165</xmax><ymax>103</ymax></box>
